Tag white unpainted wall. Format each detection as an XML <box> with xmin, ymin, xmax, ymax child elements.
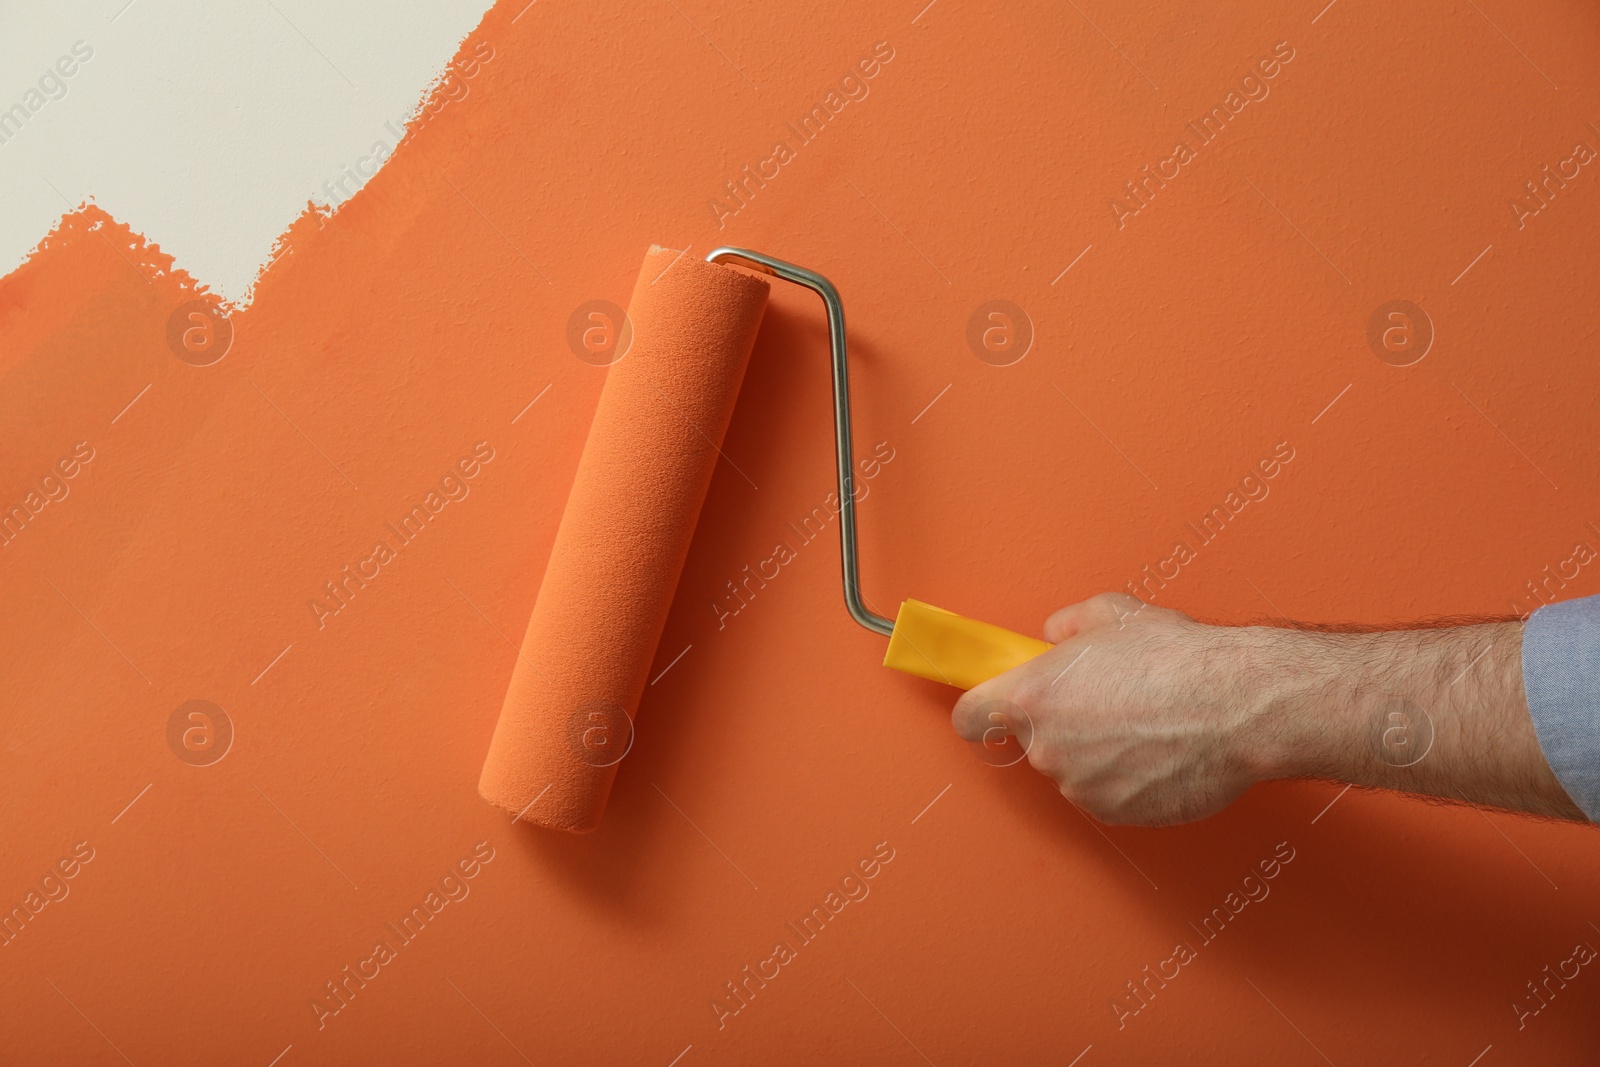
<box><xmin>0</xmin><ymin>0</ymin><xmax>498</xmax><ymax>303</ymax></box>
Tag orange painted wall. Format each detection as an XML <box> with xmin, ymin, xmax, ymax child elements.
<box><xmin>4</xmin><ymin>1</ymin><xmax>1600</xmax><ymax>1063</ymax></box>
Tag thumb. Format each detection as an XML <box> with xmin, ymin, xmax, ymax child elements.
<box><xmin>1044</xmin><ymin>592</ymin><xmax>1146</xmax><ymax>643</ymax></box>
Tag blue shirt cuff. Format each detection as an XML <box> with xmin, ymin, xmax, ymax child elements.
<box><xmin>1522</xmin><ymin>595</ymin><xmax>1600</xmax><ymax>822</ymax></box>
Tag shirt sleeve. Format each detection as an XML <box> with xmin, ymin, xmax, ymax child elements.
<box><xmin>1522</xmin><ymin>595</ymin><xmax>1600</xmax><ymax>821</ymax></box>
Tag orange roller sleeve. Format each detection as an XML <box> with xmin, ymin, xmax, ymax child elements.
<box><xmin>478</xmin><ymin>246</ymin><xmax>770</xmax><ymax>832</ymax></box>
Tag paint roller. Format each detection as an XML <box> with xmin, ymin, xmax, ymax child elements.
<box><xmin>479</xmin><ymin>245</ymin><xmax>1052</xmax><ymax>832</ymax></box>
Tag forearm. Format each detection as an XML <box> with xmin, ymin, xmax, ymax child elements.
<box><xmin>953</xmin><ymin>593</ymin><xmax>1590</xmax><ymax>827</ymax></box>
<box><xmin>1242</xmin><ymin>622</ymin><xmax>1585</xmax><ymax>820</ymax></box>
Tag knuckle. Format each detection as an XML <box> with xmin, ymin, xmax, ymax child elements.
<box><xmin>1028</xmin><ymin>749</ymin><xmax>1056</xmax><ymax>779</ymax></box>
<box><xmin>950</xmin><ymin>689</ymin><xmax>992</xmax><ymax>739</ymax></box>
<box><xmin>1088</xmin><ymin>591</ymin><xmax>1123</xmax><ymax>614</ymax></box>
<box><xmin>1093</xmin><ymin>591</ymin><xmax>1145</xmax><ymax>629</ymax></box>
<box><xmin>1009</xmin><ymin>670</ymin><xmax>1053</xmax><ymax>714</ymax></box>
<box><xmin>1026</xmin><ymin>738</ymin><xmax>1064</xmax><ymax>780</ymax></box>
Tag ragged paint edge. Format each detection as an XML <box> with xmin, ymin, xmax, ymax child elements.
<box><xmin>0</xmin><ymin>7</ymin><xmax>509</xmax><ymax>312</ymax></box>
<box><xmin>5</xmin><ymin>203</ymin><xmax>207</xmax><ymax>301</ymax></box>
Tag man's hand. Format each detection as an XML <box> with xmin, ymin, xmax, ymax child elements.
<box><xmin>953</xmin><ymin>593</ymin><xmax>1266</xmax><ymax>826</ymax></box>
<box><xmin>951</xmin><ymin>593</ymin><xmax>1586</xmax><ymax>826</ymax></box>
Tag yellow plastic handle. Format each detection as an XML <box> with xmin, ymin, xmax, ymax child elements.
<box><xmin>881</xmin><ymin>598</ymin><xmax>1053</xmax><ymax>690</ymax></box>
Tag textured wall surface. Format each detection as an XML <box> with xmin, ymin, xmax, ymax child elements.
<box><xmin>3</xmin><ymin>1</ymin><xmax>1600</xmax><ymax>1064</ymax></box>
